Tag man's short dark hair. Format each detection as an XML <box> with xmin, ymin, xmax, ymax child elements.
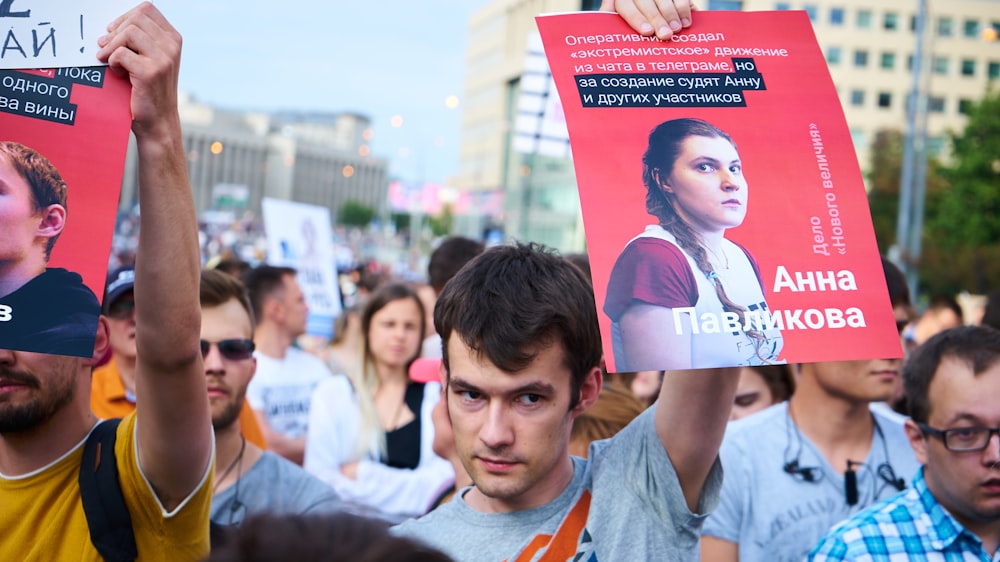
<box><xmin>904</xmin><ymin>325</ymin><xmax>1000</xmax><ymax>423</ymax></box>
<box><xmin>241</xmin><ymin>265</ymin><xmax>297</xmax><ymax>323</ymax></box>
<box><xmin>428</xmin><ymin>236</ymin><xmax>485</xmax><ymax>294</ymax></box>
<box><xmin>201</xmin><ymin>269</ymin><xmax>255</xmax><ymax>333</ymax></box>
<box><xmin>0</xmin><ymin>141</ymin><xmax>68</xmax><ymax>260</ymax></box>
<box><xmin>434</xmin><ymin>242</ymin><xmax>602</xmax><ymax>410</ymax></box>
<box><xmin>881</xmin><ymin>257</ymin><xmax>911</xmax><ymax>310</ymax></box>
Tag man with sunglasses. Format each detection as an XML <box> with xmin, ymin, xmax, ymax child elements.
<box><xmin>91</xmin><ymin>265</ymin><xmax>269</xmax><ymax>450</ymax></box>
<box><xmin>198</xmin><ymin>269</ymin><xmax>339</xmax><ymax>528</ymax></box>
<box><xmin>810</xmin><ymin>325</ymin><xmax>1000</xmax><ymax>561</ymax></box>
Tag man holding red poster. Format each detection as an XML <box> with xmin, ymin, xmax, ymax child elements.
<box><xmin>536</xmin><ymin>10</ymin><xmax>902</xmax><ymax>373</ymax></box>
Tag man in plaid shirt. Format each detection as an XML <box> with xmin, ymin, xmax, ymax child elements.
<box><xmin>810</xmin><ymin>326</ymin><xmax>1000</xmax><ymax>561</ymax></box>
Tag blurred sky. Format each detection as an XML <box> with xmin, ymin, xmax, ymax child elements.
<box><xmin>159</xmin><ymin>2</ymin><xmax>489</xmax><ymax>186</ymax></box>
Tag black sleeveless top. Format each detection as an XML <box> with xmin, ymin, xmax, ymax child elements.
<box><xmin>383</xmin><ymin>382</ymin><xmax>424</xmax><ymax>470</ymax></box>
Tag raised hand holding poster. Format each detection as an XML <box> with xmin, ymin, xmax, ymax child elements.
<box><xmin>535</xmin><ymin>11</ymin><xmax>901</xmax><ymax>371</ymax></box>
<box><xmin>0</xmin><ymin>0</ymin><xmax>135</xmax><ymax>357</ymax></box>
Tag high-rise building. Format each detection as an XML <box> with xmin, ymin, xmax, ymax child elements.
<box><xmin>457</xmin><ymin>0</ymin><xmax>1000</xmax><ymax>250</ymax></box>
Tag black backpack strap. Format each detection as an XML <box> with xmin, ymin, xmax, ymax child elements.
<box><xmin>78</xmin><ymin>418</ymin><xmax>138</xmax><ymax>562</ymax></box>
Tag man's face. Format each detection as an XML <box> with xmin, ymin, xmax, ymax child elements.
<box><xmin>807</xmin><ymin>357</ymin><xmax>902</xmax><ymax>403</ymax></box>
<box><xmin>105</xmin><ymin>291</ymin><xmax>137</xmax><ymax>359</ymax></box>
<box><xmin>201</xmin><ymin>298</ymin><xmax>256</xmax><ymax>431</ymax></box>
<box><xmin>0</xmin><ymin>154</ymin><xmax>43</xmax><ymax>266</ymax></box>
<box><xmin>278</xmin><ymin>274</ymin><xmax>309</xmax><ymax>338</ymax></box>
<box><xmin>445</xmin><ymin>334</ymin><xmax>593</xmax><ymax>512</ymax></box>
<box><xmin>908</xmin><ymin>356</ymin><xmax>1000</xmax><ymax>533</ymax></box>
<box><xmin>0</xmin><ymin>348</ymin><xmax>82</xmax><ymax>433</ymax></box>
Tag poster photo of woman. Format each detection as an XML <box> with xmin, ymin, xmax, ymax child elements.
<box><xmin>604</xmin><ymin>118</ymin><xmax>783</xmax><ymax>370</ymax></box>
<box><xmin>536</xmin><ymin>10</ymin><xmax>905</xmax><ymax>373</ymax></box>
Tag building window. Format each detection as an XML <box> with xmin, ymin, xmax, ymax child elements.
<box><xmin>910</xmin><ymin>15</ymin><xmax>918</xmax><ymax>32</ymax></box>
<box><xmin>775</xmin><ymin>2</ymin><xmax>791</xmax><ymax>9</ymax></box>
<box><xmin>580</xmin><ymin>0</ymin><xmax>601</xmax><ymax>10</ymax></box>
<box><xmin>880</xmin><ymin>52</ymin><xmax>896</xmax><ymax>70</ymax></box>
<box><xmin>850</xmin><ymin>89</ymin><xmax>865</xmax><ymax>106</ymax></box>
<box><xmin>850</xmin><ymin>129</ymin><xmax>868</xmax><ymax>151</ymax></box>
<box><xmin>827</xmin><ymin>46</ymin><xmax>842</xmax><ymax>65</ymax></box>
<box><xmin>932</xmin><ymin>56</ymin><xmax>949</xmax><ymax>75</ymax></box>
<box><xmin>854</xmin><ymin>50</ymin><xmax>869</xmax><ymax>67</ymax></box>
<box><xmin>960</xmin><ymin>59</ymin><xmax>976</xmax><ymax>76</ymax></box>
<box><xmin>907</xmin><ymin>54</ymin><xmax>915</xmax><ymax>71</ymax></box>
<box><xmin>884</xmin><ymin>12</ymin><xmax>899</xmax><ymax>31</ymax></box>
<box><xmin>877</xmin><ymin>92</ymin><xmax>892</xmax><ymax>108</ymax></box>
<box><xmin>990</xmin><ymin>61</ymin><xmax>1000</xmax><ymax>80</ymax></box>
<box><xmin>804</xmin><ymin>4</ymin><xmax>819</xmax><ymax>22</ymax></box>
<box><xmin>937</xmin><ymin>17</ymin><xmax>953</xmax><ymax>37</ymax></box>
<box><xmin>958</xmin><ymin>99</ymin><xmax>973</xmax><ymax>114</ymax></box>
<box><xmin>963</xmin><ymin>19</ymin><xmax>979</xmax><ymax>38</ymax></box>
<box><xmin>830</xmin><ymin>7</ymin><xmax>845</xmax><ymax>25</ymax></box>
<box><xmin>928</xmin><ymin>97</ymin><xmax>946</xmax><ymax>113</ymax></box>
<box><xmin>707</xmin><ymin>0</ymin><xmax>743</xmax><ymax>9</ymax></box>
<box><xmin>857</xmin><ymin>9</ymin><xmax>872</xmax><ymax>29</ymax></box>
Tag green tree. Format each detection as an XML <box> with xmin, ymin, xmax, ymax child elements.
<box><xmin>427</xmin><ymin>204</ymin><xmax>454</xmax><ymax>237</ymax></box>
<box><xmin>866</xmin><ymin>130</ymin><xmax>905</xmax><ymax>253</ymax></box>
<box><xmin>338</xmin><ymin>200</ymin><xmax>375</xmax><ymax>228</ymax></box>
<box><xmin>924</xmin><ymin>86</ymin><xmax>1000</xmax><ymax>293</ymax></box>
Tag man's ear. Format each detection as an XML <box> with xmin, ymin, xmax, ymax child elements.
<box><xmin>573</xmin><ymin>367</ymin><xmax>604</xmax><ymax>415</ymax></box>
<box><xmin>86</xmin><ymin>316</ymin><xmax>111</xmax><ymax>367</ymax></box>
<box><xmin>904</xmin><ymin>419</ymin><xmax>929</xmax><ymax>465</ymax></box>
<box><xmin>36</xmin><ymin>204</ymin><xmax>66</xmax><ymax>239</ymax></box>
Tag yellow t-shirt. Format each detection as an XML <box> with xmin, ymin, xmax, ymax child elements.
<box><xmin>0</xmin><ymin>412</ymin><xmax>213</xmax><ymax>561</ymax></box>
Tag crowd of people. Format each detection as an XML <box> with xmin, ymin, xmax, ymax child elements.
<box><xmin>2</xmin><ymin>2</ymin><xmax>999</xmax><ymax>562</ymax></box>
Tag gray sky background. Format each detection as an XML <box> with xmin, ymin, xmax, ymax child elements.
<box><xmin>160</xmin><ymin>2</ymin><xmax>488</xmax><ymax>186</ymax></box>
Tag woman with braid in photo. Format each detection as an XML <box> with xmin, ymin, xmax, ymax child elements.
<box><xmin>604</xmin><ymin>118</ymin><xmax>784</xmax><ymax>371</ymax></box>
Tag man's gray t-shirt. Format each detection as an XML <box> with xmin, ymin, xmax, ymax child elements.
<box><xmin>393</xmin><ymin>408</ymin><xmax>722</xmax><ymax>562</ymax></box>
<box><xmin>211</xmin><ymin>450</ymin><xmax>341</xmax><ymax>526</ymax></box>
<box><xmin>701</xmin><ymin>402</ymin><xmax>920</xmax><ymax>562</ymax></box>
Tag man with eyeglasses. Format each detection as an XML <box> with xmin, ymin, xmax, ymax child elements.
<box><xmin>91</xmin><ymin>265</ymin><xmax>269</xmax><ymax>450</ymax></box>
<box><xmin>810</xmin><ymin>325</ymin><xmax>1000</xmax><ymax>561</ymax></box>
<box><xmin>198</xmin><ymin>269</ymin><xmax>339</xmax><ymax>529</ymax></box>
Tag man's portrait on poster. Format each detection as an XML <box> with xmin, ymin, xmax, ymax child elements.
<box><xmin>604</xmin><ymin>118</ymin><xmax>784</xmax><ymax>371</ymax></box>
<box><xmin>0</xmin><ymin>141</ymin><xmax>100</xmax><ymax>357</ymax></box>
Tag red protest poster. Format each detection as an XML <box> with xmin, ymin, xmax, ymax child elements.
<box><xmin>536</xmin><ymin>11</ymin><xmax>900</xmax><ymax>372</ymax></box>
<box><xmin>0</xmin><ymin>67</ymin><xmax>132</xmax><ymax>357</ymax></box>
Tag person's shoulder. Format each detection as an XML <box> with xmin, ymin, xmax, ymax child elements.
<box><xmin>813</xmin><ymin>490</ymin><xmax>917</xmax><ymax>557</ymax></box>
<box><xmin>259</xmin><ymin>450</ymin><xmax>337</xmax><ymax>493</ymax></box>
<box><xmin>391</xmin><ymin>496</ymin><xmax>462</xmax><ymax>536</ymax></box>
<box><xmin>727</xmin><ymin>401</ymin><xmax>787</xmax><ymax>436</ymax></box>
<box><xmin>288</xmin><ymin>347</ymin><xmax>333</xmax><ymax>374</ymax></box>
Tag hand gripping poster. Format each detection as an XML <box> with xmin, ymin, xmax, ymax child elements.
<box><xmin>0</xmin><ymin>1</ymin><xmax>135</xmax><ymax>357</ymax></box>
<box><xmin>536</xmin><ymin>11</ymin><xmax>901</xmax><ymax>372</ymax></box>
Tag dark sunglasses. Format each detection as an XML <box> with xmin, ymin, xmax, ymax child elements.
<box><xmin>106</xmin><ymin>299</ymin><xmax>136</xmax><ymax>320</ymax></box>
<box><xmin>200</xmin><ymin>339</ymin><xmax>255</xmax><ymax>361</ymax></box>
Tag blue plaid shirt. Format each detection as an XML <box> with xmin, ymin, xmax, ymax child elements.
<box><xmin>809</xmin><ymin>468</ymin><xmax>1000</xmax><ymax>561</ymax></box>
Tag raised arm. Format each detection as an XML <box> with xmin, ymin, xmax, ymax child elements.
<box><xmin>656</xmin><ymin>367</ymin><xmax>738</xmax><ymax>511</ymax></box>
<box><xmin>97</xmin><ymin>2</ymin><xmax>212</xmax><ymax>510</ymax></box>
<box><xmin>600</xmin><ymin>0</ymin><xmax>694</xmax><ymax>40</ymax></box>
<box><xmin>617</xmin><ymin>304</ymin><xmax>693</xmax><ymax>370</ymax></box>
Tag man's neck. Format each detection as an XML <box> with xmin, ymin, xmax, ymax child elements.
<box><xmin>213</xmin><ymin>422</ymin><xmax>261</xmax><ymax>495</ymax></box>
<box><xmin>0</xmin><ymin>259</ymin><xmax>45</xmax><ymax>298</ymax></box>
<box><xmin>114</xmin><ymin>353</ymin><xmax>138</xmax><ymax>396</ymax></box>
<box><xmin>253</xmin><ymin>322</ymin><xmax>293</xmax><ymax>359</ymax></box>
<box><xmin>788</xmin><ymin>384</ymin><xmax>875</xmax><ymax>473</ymax></box>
